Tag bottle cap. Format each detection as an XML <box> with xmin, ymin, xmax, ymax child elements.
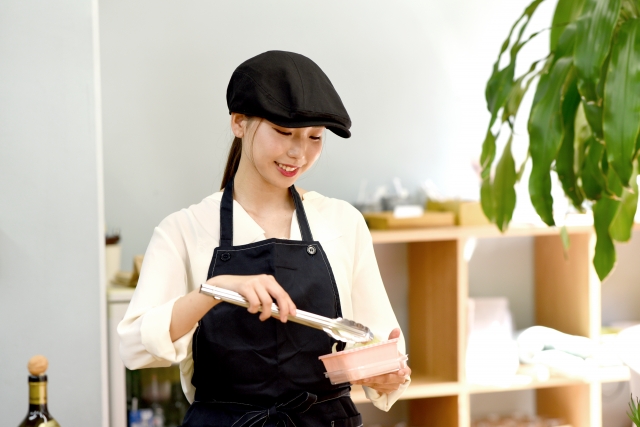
<box><xmin>28</xmin><ymin>355</ymin><xmax>48</xmax><ymax>376</ymax></box>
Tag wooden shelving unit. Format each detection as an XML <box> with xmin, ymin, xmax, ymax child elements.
<box><xmin>356</xmin><ymin>224</ymin><xmax>636</xmax><ymax>427</ymax></box>
<box><xmin>107</xmin><ymin>223</ymin><xmax>639</xmax><ymax>427</ymax></box>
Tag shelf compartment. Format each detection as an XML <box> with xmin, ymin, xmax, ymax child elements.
<box><xmin>537</xmin><ymin>384</ymin><xmax>596</xmax><ymax>427</ymax></box>
<box><xmin>408</xmin><ymin>240</ymin><xmax>464</xmax><ymax>382</ymax></box>
<box><xmin>535</xmin><ymin>233</ymin><xmax>600</xmax><ymax>339</ymax></box>
<box><xmin>410</xmin><ymin>395</ymin><xmax>462</xmax><ymax>427</ymax></box>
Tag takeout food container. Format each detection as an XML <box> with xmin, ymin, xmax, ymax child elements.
<box><xmin>318</xmin><ymin>338</ymin><xmax>408</xmax><ymax>385</ymax></box>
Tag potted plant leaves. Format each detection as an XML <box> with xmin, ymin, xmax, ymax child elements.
<box><xmin>630</xmin><ymin>394</ymin><xmax>640</xmax><ymax>426</ymax></box>
<box><xmin>480</xmin><ymin>0</ymin><xmax>640</xmax><ymax>280</ymax></box>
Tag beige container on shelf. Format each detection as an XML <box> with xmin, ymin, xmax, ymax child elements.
<box><xmin>112</xmin><ymin>254</ymin><xmax>144</xmax><ymax>287</ymax></box>
<box><xmin>426</xmin><ymin>199</ymin><xmax>490</xmax><ymax>226</ymax></box>
<box><xmin>362</xmin><ymin>211</ymin><xmax>455</xmax><ymax>230</ymax></box>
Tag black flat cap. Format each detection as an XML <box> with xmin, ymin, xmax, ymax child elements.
<box><xmin>226</xmin><ymin>51</ymin><xmax>351</xmax><ymax>138</ymax></box>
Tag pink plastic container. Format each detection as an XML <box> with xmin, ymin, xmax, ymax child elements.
<box><xmin>318</xmin><ymin>338</ymin><xmax>408</xmax><ymax>385</ymax></box>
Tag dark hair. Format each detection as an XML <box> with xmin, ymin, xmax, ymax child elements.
<box><xmin>221</xmin><ymin>116</ymin><xmax>261</xmax><ymax>189</ymax></box>
<box><xmin>220</xmin><ymin>136</ymin><xmax>242</xmax><ymax>190</ymax></box>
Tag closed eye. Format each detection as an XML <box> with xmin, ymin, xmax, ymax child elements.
<box><xmin>273</xmin><ymin>128</ymin><xmax>292</xmax><ymax>136</ymax></box>
<box><xmin>310</xmin><ymin>135</ymin><xmax>322</xmax><ymax>140</ymax></box>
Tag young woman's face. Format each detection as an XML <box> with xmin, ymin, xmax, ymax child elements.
<box><xmin>233</xmin><ymin>114</ymin><xmax>324</xmax><ymax>188</ymax></box>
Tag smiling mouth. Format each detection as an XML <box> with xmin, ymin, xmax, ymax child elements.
<box><xmin>276</xmin><ymin>162</ymin><xmax>299</xmax><ymax>172</ymax></box>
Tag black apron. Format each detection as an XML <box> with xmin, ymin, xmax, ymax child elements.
<box><xmin>181</xmin><ymin>178</ymin><xmax>363</xmax><ymax>427</ymax></box>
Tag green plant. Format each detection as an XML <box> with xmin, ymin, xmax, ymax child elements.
<box><xmin>481</xmin><ymin>0</ymin><xmax>640</xmax><ymax>280</ymax></box>
<box><xmin>629</xmin><ymin>394</ymin><xmax>640</xmax><ymax>426</ymax></box>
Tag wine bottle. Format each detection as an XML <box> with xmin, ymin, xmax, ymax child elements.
<box><xmin>18</xmin><ymin>355</ymin><xmax>61</xmax><ymax>427</ymax></box>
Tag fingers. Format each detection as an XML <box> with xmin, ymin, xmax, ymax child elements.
<box><xmin>234</xmin><ymin>275</ymin><xmax>295</xmax><ymax>323</ymax></box>
<box><xmin>254</xmin><ymin>286</ymin><xmax>273</xmax><ymax>321</ymax></box>
<box><xmin>403</xmin><ymin>364</ymin><xmax>412</xmax><ymax>377</ymax></box>
<box><xmin>264</xmin><ymin>277</ymin><xmax>296</xmax><ymax>322</ymax></box>
<box><xmin>351</xmin><ymin>370</ymin><xmax>408</xmax><ymax>394</ymax></box>
<box><xmin>243</xmin><ymin>287</ymin><xmax>262</xmax><ymax>315</ymax></box>
<box><xmin>388</xmin><ymin>328</ymin><xmax>401</xmax><ymax>340</ymax></box>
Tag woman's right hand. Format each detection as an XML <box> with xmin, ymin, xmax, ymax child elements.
<box><xmin>206</xmin><ymin>274</ymin><xmax>297</xmax><ymax>322</ymax></box>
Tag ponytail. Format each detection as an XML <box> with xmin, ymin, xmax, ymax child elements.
<box><xmin>220</xmin><ymin>136</ymin><xmax>242</xmax><ymax>190</ymax></box>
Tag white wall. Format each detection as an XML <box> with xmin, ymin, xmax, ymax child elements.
<box><xmin>0</xmin><ymin>1</ymin><xmax>107</xmax><ymax>424</ymax></box>
<box><xmin>99</xmin><ymin>0</ymin><xmax>553</xmax><ymax>264</ymax></box>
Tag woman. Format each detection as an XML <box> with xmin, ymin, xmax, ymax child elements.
<box><xmin>118</xmin><ymin>50</ymin><xmax>411</xmax><ymax>427</ymax></box>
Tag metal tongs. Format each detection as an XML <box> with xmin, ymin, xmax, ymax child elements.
<box><xmin>200</xmin><ymin>283</ymin><xmax>374</xmax><ymax>344</ymax></box>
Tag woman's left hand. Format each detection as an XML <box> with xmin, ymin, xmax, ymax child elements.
<box><xmin>350</xmin><ymin>328</ymin><xmax>411</xmax><ymax>394</ymax></box>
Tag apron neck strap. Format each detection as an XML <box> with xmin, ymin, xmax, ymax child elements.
<box><xmin>219</xmin><ymin>178</ymin><xmax>235</xmax><ymax>248</ymax></box>
<box><xmin>289</xmin><ymin>185</ymin><xmax>314</xmax><ymax>242</ymax></box>
<box><xmin>219</xmin><ymin>177</ymin><xmax>314</xmax><ymax>247</ymax></box>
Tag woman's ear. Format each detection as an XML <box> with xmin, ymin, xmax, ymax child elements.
<box><xmin>230</xmin><ymin>113</ymin><xmax>247</xmax><ymax>138</ymax></box>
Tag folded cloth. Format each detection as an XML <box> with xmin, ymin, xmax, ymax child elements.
<box><xmin>516</xmin><ymin>326</ymin><xmax>595</xmax><ymax>363</ymax></box>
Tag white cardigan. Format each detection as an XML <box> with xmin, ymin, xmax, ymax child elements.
<box><xmin>117</xmin><ymin>190</ymin><xmax>410</xmax><ymax>411</ymax></box>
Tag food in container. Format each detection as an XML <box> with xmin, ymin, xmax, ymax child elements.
<box><xmin>319</xmin><ymin>338</ymin><xmax>408</xmax><ymax>385</ymax></box>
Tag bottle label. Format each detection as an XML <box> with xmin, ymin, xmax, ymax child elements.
<box><xmin>29</xmin><ymin>382</ymin><xmax>46</xmax><ymax>405</ymax></box>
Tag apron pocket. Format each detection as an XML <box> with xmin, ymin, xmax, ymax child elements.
<box><xmin>331</xmin><ymin>414</ymin><xmax>363</xmax><ymax>427</ymax></box>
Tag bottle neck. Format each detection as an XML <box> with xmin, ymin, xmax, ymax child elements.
<box><xmin>28</xmin><ymin>375</ymin><xmax>49</xmax><ymax>413</ymax></box>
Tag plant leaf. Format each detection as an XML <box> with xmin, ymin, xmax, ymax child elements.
<box><xmin>481</xmin><ymin>176</ymin><xmax>495</xmax><ymax>222</ymax></box>
<box><xmin>485</xmin><ymin>0</ymin><xmax>546</xmax><ymax>128</ymax></box>
<box><xmin>574</xmin><ymin>103</ymin><xmax>590</xmax><ymax>180</ymax></box>
<box><xmin>607</xmin><ymin>154</ymin><xmax>625</xmax><ymax>196</ymax></box>
<box><xmin>493</xmin><ymin>137</ymin><xmax>517</xmax><ymax>231</ymax></box>
<box><xmin>610</xmin><ymin>161</ymin><xmax>639</xmax><ymax>241</ymax></box>
<box><xmin>575</xmin><ymin>0</ymin><xmax>623</xmax><ymax>101</ymax></box>
<box><xmin>517</xmin><ymin>151</ymin><xmax>531</xmax><ymax>181</ymax></box>
<box><xmin>502</xmin><ymin>57</ymin><xmax>547</xmax><ymax>125</ymax></box>
<box><xmin>480</xmin><ymin>130</ymin><xmax>497</xmax><ymax>178</ymax></box>
<box><xmin>583</xmin><ymin>47</ymin><xmax>613</xmax><ymax>142</ymax></box>
<box><xmin>486</xmin><ymin>63</ymin><xmax>516</xmax><ymax>127</ymax></box>
<box><xmin>482</xmin><ymin>0</ymin><xmax>547</xmax><ymax>223</ymax></box>
<box><xmin>629</xmin><ymin>394</ymin><xmax>640</xmax><ymax>426</ymax></box>
<box><xmin>582</xmin><ymin>137</ymin><xmax>607</xmax><ymax>199</ymax></box>
<box><xmin>528</xmin><ymin>57</ymin><xmax>575</xmax><ymax>225</ymax></box>
<box><xmin>551</xmin><ymin>0</ymin><xmax>587</xmax><ymax>50</ymax></box>
<box><xmin>557</xmin><ymin>70</ymin><xmax>585</xmax><ymax>209</ymax></box>
<box><xmin>555</xmin><ymin>21</ymin><xmax>579</xmax><ymax>59</ymax></box>
<box><xmin>592</xmin><ymin>194</ymin><xmax>619</xmax><ymax>280</ymax></box>
<box><xmin>604</xmin><ymin>18</ymin><xmax>640</xmax><ymax>187</ymax></box>
<box><xmin>583</xmin><ymin>100</ymin><xmax>605</xmax><ymax>141</ymax></box>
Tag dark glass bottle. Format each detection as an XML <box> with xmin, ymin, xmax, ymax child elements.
<box><xmin>18</xmin><ymin>356</ymin><xmax>60</xmax><ymax>427</ymax></box>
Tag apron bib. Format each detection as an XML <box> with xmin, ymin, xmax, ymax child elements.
<box><xmin>181</xmin><ymin>179</ymin><xmax>362</xmax><ymax>427</ymax></box>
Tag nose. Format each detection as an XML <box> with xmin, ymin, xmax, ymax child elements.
<box><xmin>287</xmin><ymin>138</ymin><xmax>305</xmax><ymax>159</ymax></box>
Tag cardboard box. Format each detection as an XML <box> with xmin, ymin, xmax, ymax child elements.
<box><xmin>426</xmin><ymin>200</ymin><xmax>490</xmax><ymax>226</ymax></box>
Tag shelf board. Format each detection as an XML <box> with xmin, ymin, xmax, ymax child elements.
<box><xmin>370</xmin><ymin>224</ymin><xmax>594</xmax><ymax>244</ymax></box>
<box><xmin>467</xmin><ymin>366</ymin><xmax>630</xmax><ymax>394</ymax></box>
<box><xmin>350</xmin><ymin>377</ymin><xmax>461</xmax><ymax>403</ymax></box>
<box><xmin>370</xmin><ymin>222</ymin><xmax>640</xmax><ymax>244</ymax></box>
<box><xmin>350</xmin><ymin>367</ymin><xmax>630</xmax><ymax>403</ymax></box>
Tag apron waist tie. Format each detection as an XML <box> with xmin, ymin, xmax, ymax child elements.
<box><xmin>204</xmin><ymin>388</ymin><xmax>350</xmax><ymax>427</ymax></box>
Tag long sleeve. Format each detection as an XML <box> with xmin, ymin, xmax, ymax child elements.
<box><xmin>350</xmin><ymin>213</ymin><xmax>411</xmax><ymax>411</ymax></box>
<box><xmin>117</xmin><ymin>218</ymin><xmax>198</xmax><ymax>370</ymax></box>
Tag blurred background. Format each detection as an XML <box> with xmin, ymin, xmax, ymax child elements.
<box><xmin>2</xmin><ymin>1</ymin><xmax>640</xmax><ymax>426</ymax></box>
